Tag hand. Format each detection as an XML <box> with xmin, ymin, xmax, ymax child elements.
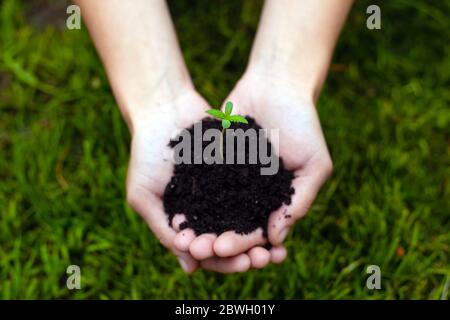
<box><xmin>126</xmin><ymin>88</ymin><xmax>279</xmax><ymax>274</ymax></box>
<box><xmin>125</xmin><ymin>89</ymin><xmax>207</xmax><ymax>274</ymax></box>
<box><xmin>159</xmin><ymin>92</ymin><xmax>286</xmax><ymax>272</ymax></box>
<box><xmin>204</xmin><ymin>71</ymin><xmax>333</xmax><ymax>257</ymax></box>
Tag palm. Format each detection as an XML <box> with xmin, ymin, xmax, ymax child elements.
<box><xmin>128</xmin><ymin>92</ymin><xmax>209</xmax><ymax>199</ymax></box>
<box><xmin>221</xmin><ymin>75</ymin><xmax>333</xmax><ymax>246</ymax></box>
<box><xmin>126</xmin><ymin>91</ymin><xmax>210</xmax><ymax>273</ymax></box>
<box><xmin>229</xmin><ymin>78</ymin><xmax>330</xmax><ymax>171</ymax></box>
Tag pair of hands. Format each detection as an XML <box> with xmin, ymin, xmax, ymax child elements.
<box><xmin>126</xmin><ymin>72</ymin><xmax>333</xmax><ymax>274</ymax></box>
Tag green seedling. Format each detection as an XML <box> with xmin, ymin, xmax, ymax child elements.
<box><xmin>206</xmin><ymin>101</ymin><xmax>248</xmax><ymax>158</ymax></box>
<box><xmin>206</xmin><ymin>101</ymin><xmax>248</xmax><ymax>129</ymax></box>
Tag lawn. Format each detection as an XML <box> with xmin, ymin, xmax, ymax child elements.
<box><xmin>0</xmin><ymin>0</ymin><xmax>449</xmax><ymax>299</ymax></box>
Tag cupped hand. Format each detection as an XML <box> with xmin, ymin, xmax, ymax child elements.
<box><xmin>201</xmin><ymin>71</ymin><xmax>333</xmax><ymax>258</ymax></box>
<box><xmin>126</xmin><ymin>89</ymin><xmax>207</xmax><ymax>274</ymax></box>
<box><xmin>125</xmin><ymin>88</ymin><xmax>283</xmax><ymax>274</ymax></box>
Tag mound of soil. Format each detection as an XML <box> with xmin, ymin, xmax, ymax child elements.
<box><xmin>163</xmin><ymin>117</ymin><xmax>295</xmax><ymax>236</ymax></box>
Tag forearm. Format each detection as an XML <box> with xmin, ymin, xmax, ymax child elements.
<box><xmin>75</xmin><ymin>0</ymin><xmax>193</xmax><ymax>129</ymax></box>
<box><xmin>247</xmin><ymin>0</ymin><xmax>353</xmax><ymax>101</ymax></box>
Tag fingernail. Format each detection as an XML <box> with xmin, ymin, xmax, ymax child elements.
<box><xmin>279</xmin><ymin>228</ymin><xmax>289</xmax><ymax>243</ymax></box>
<box><xmin>177</xmin><ymin>256</ymin><xmax>189</xmax><ymax>273</ymax></box>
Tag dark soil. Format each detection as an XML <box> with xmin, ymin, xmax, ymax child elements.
<box><xmin>163</xmin><ymin>117</ymin><xmax>295</xmax><ymax>237</ymax></box>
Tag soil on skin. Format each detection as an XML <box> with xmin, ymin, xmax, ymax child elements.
<box><xmin>163</xmin><ymin>117</ymin><xmax>295</xmax><ymax>236</ymax></box>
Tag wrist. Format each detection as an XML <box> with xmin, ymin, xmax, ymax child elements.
<box><xmin>117</xmin><ymin>74</ymin><xmax>195</xmax><ymax>133</ymax></box>
<box><xmin>243</xmin><ymin>60</ymin><xmax>319</xmax><ymax>103</ymax></box>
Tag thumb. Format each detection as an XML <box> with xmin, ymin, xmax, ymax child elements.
<box><xmin>268</xmin><ymin>158</ymin><xmax>332</xmax><ymax>245</ymax></box>
<box><xmin>127</xmin><ymin>185</ymin><xmax>198</xmax><ymax>274</ymax></box>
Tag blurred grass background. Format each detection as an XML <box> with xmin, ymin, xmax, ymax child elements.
<box><xmin>0</xmin><ymin>0</ymin><xmax>449</xmax><ymax>299</ymax></box>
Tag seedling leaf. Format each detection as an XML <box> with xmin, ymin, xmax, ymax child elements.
<box><xmin>206</xmin><ymin>109</ymin><xmax>226</xmax><ymax>119</ymax></box>
<box><xmin>224</xmin><ymin>101</ymin><xmax>233</xmax><ymax>116</ymax></box>
<box><xmin>228</xmin><ymin>115</ymin><xmax>248</xmax><ymax>124</ymax></box>
<box><xmin>222</xmin><ymin>119</ymin><xmax>231</xmax><ymax>129</ymax></box>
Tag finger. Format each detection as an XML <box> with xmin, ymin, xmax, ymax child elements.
<box><xmin>174</xmin><ymin>228</ymin><xmax>196</xmax><ymax>252</ymax></box>
<box><xmin>213</xmin><ymin>228</ymin><xmax>266</xmax><ymax>257</ymax></box>
<box><xmin>172</xmin><ymin>214</ymin><xmax>186</xmax><ymax>232</ymax></box>
<box><xmin>267</xmin><ymin>205</ymin><xmax>292</xmax><ymax>245</ymax></box>
<box><xmin>189</xmin><ymin>233</ymin><xmax>217</xmax><ymax>260</ymax></box>
<box><xmin>127</xmin><ymin>184</ymin><xmax>198</xmax><ymax>274</ymax></box>
<box><xmin>201</xmin><ymin>253</ymin><xmax>251</xmax><ymax>274</ymax></box>
<box><xmin>172</xmin><ymin>214</ymin><xmax>197</xmax><ymax>252</ymax></box>
<box><xmin>268</xmin><ymin>159</ymin><xmax>332</xmax><ymax>245</ymax></box>
<box><xmin>248</xmin><ymin>247</ymin><xmax>271</xmax><ymax>269</ymax></box>
<box><xmin>176</xmin><ymin>251</ymin><xmax>198</xmax><ymax>274</ymax></box>
<box><xmin>270</xmin><ymin>246</ymin><xmax>287</xmax><ymax>264</ymax></box>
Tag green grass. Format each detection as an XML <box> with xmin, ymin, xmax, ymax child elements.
<box><xmin>0</xmin><ymin>0</ymin><xmax>449</xmax><ymax>299</ymax></box>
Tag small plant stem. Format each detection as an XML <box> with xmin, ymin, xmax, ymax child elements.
<box><xmin>220</xmin><ymin>128</ymin><xmax>225</xmax><ymax>161</ymax></box>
